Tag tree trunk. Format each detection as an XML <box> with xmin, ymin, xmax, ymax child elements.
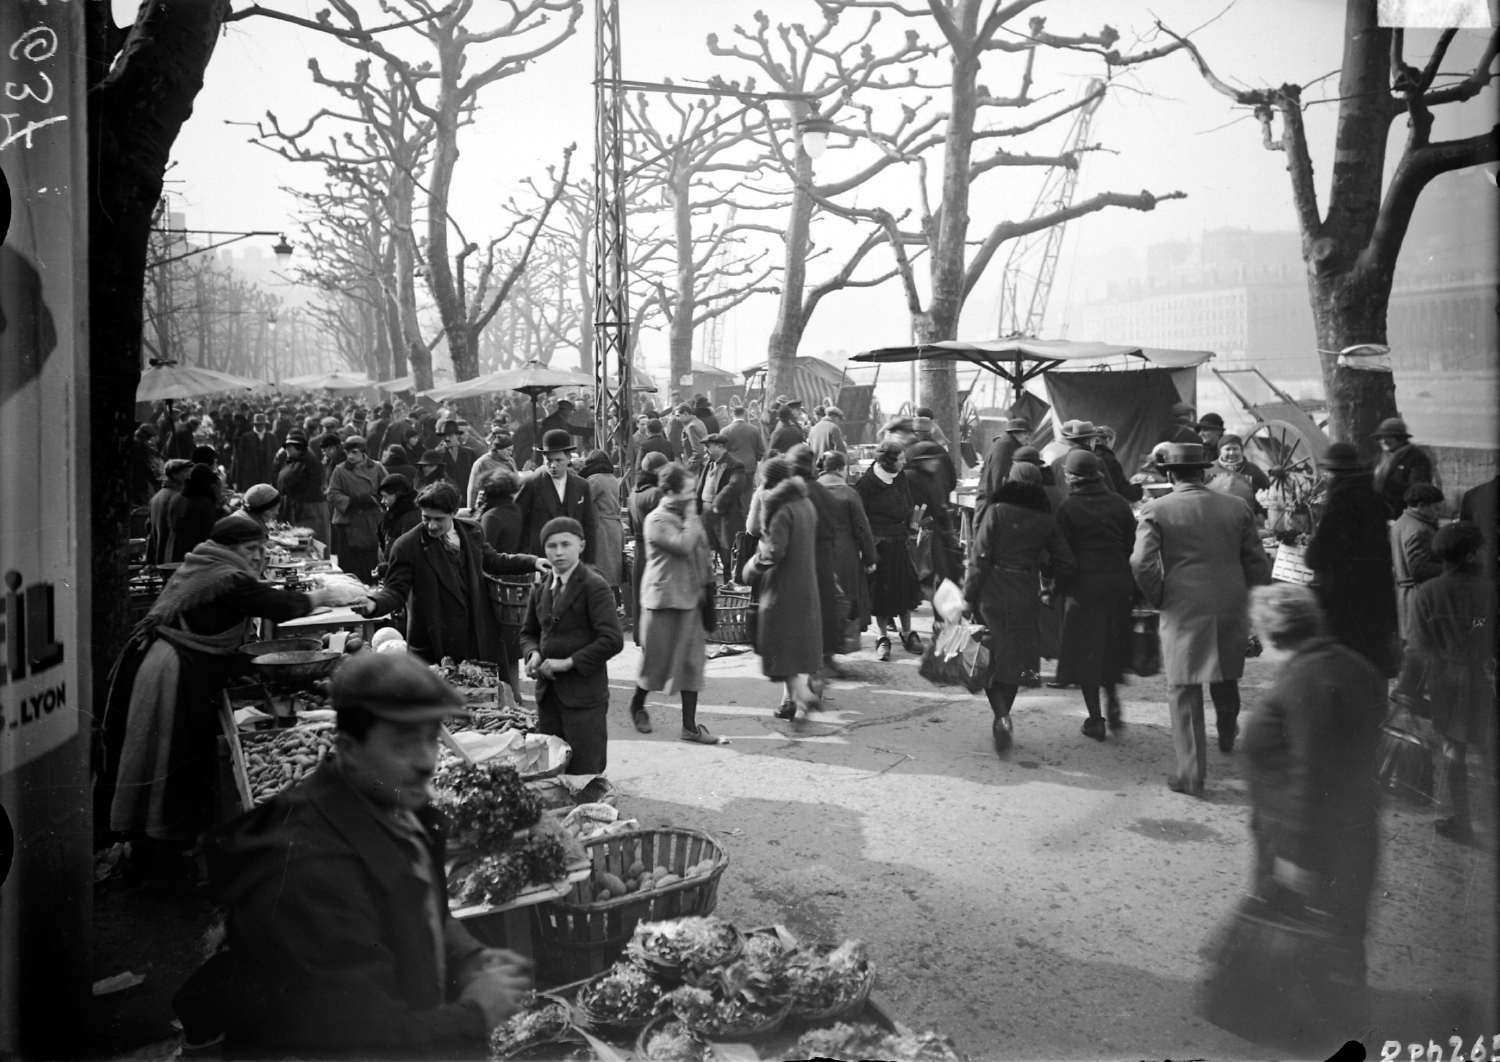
<box><xmin>766</xmin><ymin>164</ymin><xmax>814</xmax><ymax>404</ymax></box>
<box><xmin>667</xmin><ymin>165</ymin><xmax>695</xmax><ymax>400</ymax></box>
<box><xmin>918</xmin><ymin>39</ymin><xmax>980</xmax><ymax>451</ymax></box>
<box><xmin>1310</xmin><ymin>266</ymin><xmax>1399</xmax><ymax>461</ymax></box>
<box><xmin>425</xmin><ymin>104</ymin><xmax>472</xmax><ymax>380</ymax></box>
<box><xmin>88</xmin><ymin>0</ymin><xmax>231</xmax><ymax>758</ymax></box>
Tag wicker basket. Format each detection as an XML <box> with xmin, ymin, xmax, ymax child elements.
<box><xmin>634</xmin><ymin>1013</ymin><xmax>709</xmax><ymax>1062</ymax></box>
<box><xmin>529</xmin><ymin>827</ymin><xmax>729</xmax><ymax>986</ymax></box>
<box><xmin>676</xmin><ymin>1000</ymin><xmax>792</xmax><ymax>1043</ymax></box>
<box><xmin>627</xmin><ymin>922</ymin><xmax>743</xmax><ymax>985</ymax></box>
<box><xmin>786</xmin><ymin>943</ymin><xmax>876</xmax><ymax>1023</ymax></box>
<box><xmin>706</xmin><ymin>590</ymin><xmax>753</xmax><ymax>645</ymax></box>
<box><xmin>487</xmin><ymin>573</ymin><xmax>538</xmax><ymax>626</ymax></box>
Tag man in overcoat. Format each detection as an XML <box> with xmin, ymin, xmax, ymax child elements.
<box><xmin>361</xmin><ymin>482</ymin><xmax>548</xmax><ymax>669</ymax></box>
<box><xmin>231</xmin><ymin>414</ymin><xmax>280</xmax><ymax>492</ymax></box>
<box><xmin>1391</xmin><ymin>482</ymin><xmax>1444</xmax><ymax>641</ymax></box>
<box><xmin>193</xmin><ymin>653</ymin><xmax>531</xmax><ymax>1058</ymax></box>
<box><xmin>1130</xmin><ymin>442</ymin><xmax>1272</xmax><ymax>794</ymax></box>
<box><xmin>977</xmin><ymin>416</ymin><xmax>1031</xmax><ymax>518</ymax></box>
<box><xmin>698</xmin><ymin>434</ymin><xmax>747</xmax><ymax>583</ymax></box>
<box><xmin>520</xmin><ymin>518</ymin><xmax>624</xmax><ymax>775</ymax></box>
<box><xmin>1372</xmin><ymin>417</ymin><xmax>1437</xmax><ymax>520</ymax></box>
<box><xmin>515</xmin><ymin>429</ymin><xmax>598</xmax><ymax>563</ymax></box>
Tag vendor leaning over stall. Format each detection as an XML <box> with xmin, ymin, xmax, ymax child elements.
<box><xmin>359</xmin><ymin>482</ymin><xmax>550</xmax><ymax>673</ymax></box>
<box><xmin>191</xmin><ymin>653</ymin><xmax>532</xmax><ymax>1058</ymax></box>
<box><xmin>101</xmin><ymin>513</ymin><xmax>372</xmax><ymax>881</ymax></box>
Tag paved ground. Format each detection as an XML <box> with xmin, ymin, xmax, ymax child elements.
<box><xmin>91</xmin><ymin>607</ymin><xmax>1497</xmax><ymax>1060</ymax></box>
<box><xmin>600</xmin><ymin>607</ymin><xmax>1498</xmax><ymax>1060</ymax></box>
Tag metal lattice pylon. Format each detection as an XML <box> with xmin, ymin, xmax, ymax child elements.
<box><xmin>593</xmin><ymin>0</ymin><xmax>631</xmax><ymax>461</ymax></box>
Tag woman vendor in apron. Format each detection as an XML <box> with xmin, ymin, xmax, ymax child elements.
<box><xmin>98</xmin><ymin>512</ymin><xmax>371</xmax><ymax>879</ymax></box>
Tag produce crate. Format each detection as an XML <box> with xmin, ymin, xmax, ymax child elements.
<box><xmin>706</xmin><ymin>589</ymin><xmax>753</xmax><ymax>645</ymax></box>
<box><xmin>1271</xmin><ymin>542</ymin><xmax>1315</xmax><ymax>585</ymax></box>
<box><xmin>220</xmin><ymin>689</ymin><xmax>334</xmax><ymax>812</ymax></box>
<box><xmin>486</xmin><ymin>573</ymin><xmax>538</xmax><ymax>626</ymax></box>
<box><xmin>529</xmin><ymin>827</ymin><xmax>728</xmax><ymax>986</ymax></box>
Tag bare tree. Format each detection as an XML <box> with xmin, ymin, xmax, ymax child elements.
<box><xmin>1160</xmin><ymin>2</ymin><xmax>1498</xmax><ymax>454</ymax></box>
<box><xmin>780</xmin><ymin>0</ymin><xmax>1189</xmax><ymax>444</ymax></box>
<box><xmin>624</xmin><ymin>90</ymin><xmax>782</xmax><ymax>394</ymax></box>
<box><xmin>708</xmin><ymin>7</ymin><xmax>934</xmax><ymax>401</ymax></box>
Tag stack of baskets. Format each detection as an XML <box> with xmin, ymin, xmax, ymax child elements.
<box><xmin>707</xmin><ymin>588</ymin><xmax>753</xmax><ymax>645</ymax></box>
<box><xmin>529</xmin><ymin>826</ymin><xmax>728</xmax><ymax>985</ymax></box>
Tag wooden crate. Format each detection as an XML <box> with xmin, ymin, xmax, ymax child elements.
<box><xmin>1272</xmin><ymin>542</ymin><xmax>1315</xmax><ymax>585</ymax></box>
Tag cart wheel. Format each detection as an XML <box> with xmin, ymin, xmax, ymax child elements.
<box><xmin>1245</xmin><ymin>419</ymin><xmax>1320</xmax><ymax>496</ymax></box>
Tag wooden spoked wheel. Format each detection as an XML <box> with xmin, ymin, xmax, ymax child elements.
<box><xmin>1245</xmin><ymin>419</ymin><xmax>1320</xmax><ymax>497</ymax></box>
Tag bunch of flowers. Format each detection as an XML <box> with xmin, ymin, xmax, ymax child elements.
<box><xmin>449</xmin><ymin>832</ymin><xmax>567</xmax><ymax>907</ymax></box>
<box><xmin>576</xmin><ymin>962</ymin><xmax>662</xmax><ymax>1025</ymax></box>
<box><xmin>782</xmin><ymin>940</ymin><xmax>872</xmax><ymax>1016</ymax></box>
<box><xmin>431</xmin><ymin>761</ymin><xmax>541</xmax><ymax>849</ymax></box>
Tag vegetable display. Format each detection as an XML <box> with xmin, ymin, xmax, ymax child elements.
<box><xmin>575</xmin><ymin>962</ymin><xmax>663</xmax><ymax>1026</ymax></box>
<box><xmin>638</xmin><ymin>1018</ymin><xmax>708</xmax><ymax>1062</ymax></box>
<box><xmin>449</xmin><ymin>832</ymin><xmax>569</xmax><ymax>908</ymax></box>
<box><xmin>588</xmin><ymin>854</ymin><xmax>716</xmax><ymax>904</ymax></box>
<box><xmin>241</xmin><ymin>726</ymin><xmax>335</xmax><ymax>804</ymax></box>
<box><xmin>487</xmin><ymin>997</ymin><xmax>572</xmax><ymax>1058</ymax></box>
<box><xmin>431</xmin><ymin>761</ymin><xmax>542</xmax><ymax>848</ymax></box>
<box><xmin>783</xmin><ymin>940</ymin><xmax>873</xmax><ymax>1016</ymax></box>
<box><xmin>626</xmin><ymin>917</ymin><xmax>740</xmax><ymax>974</ymax></box>
<box><xmin>786</xmin><ymin>1022</ymin><xmax>964</xmax><ymax>1062</ymax></box>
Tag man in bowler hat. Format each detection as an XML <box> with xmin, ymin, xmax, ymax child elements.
<box><xmin>515</xmin><ymin>429</ymin><xmax>598</xmax><ymax>562</ymax></box>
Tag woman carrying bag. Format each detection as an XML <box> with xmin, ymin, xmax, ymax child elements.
<box><xmin>745</xmin><ymin>457</ymin><xmax>823</xmax><ymax>720</ymax></box>
<box><xmin>627</xmin><ymin>463</ymin><xmax>721</xmax><ymax>745</ymax></box>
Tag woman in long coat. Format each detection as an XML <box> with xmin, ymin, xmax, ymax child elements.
<box><xmin>627</xmin><ymin>452</ymin><xmax>669</xmax><ymax>645</ymax></box>
<box><xmin>1244</xmin><ymin>583</ymin><xmax>1383</xmax><ymax>1004</ymax></box>
<box><xmin>627</xmin><ymin>463</ymin><xmax>719</xmax><ymax>744</ymax></box>
<box><xmin>964</xmin><ymin>462</ymin><xmax>1076</xmax><ymax>753</ymax></box>
<box><xmin>854</xmin><ymin>441</ymin><xmax>923</xmax><ymax>661</ymax></box>
<box><xmin>1408</xmin><ymin>524</ymin><xmax>1494</xmax><ymax>844</ymax></box>
<box><xmin>168</xmin><ymin>464</ymin><xmax>223</xmax><ymax>562</ymax></box>
<box><xmin>325</xmin><ymin>437</ymin><xmax>386</xmax><ymax>584</ymax></box>
<box><xmin>580</xmin><ymin>449</ymin><xmax>625</xmax><ymax>592</ymax></box>
<box><xmin>1303</xmin><ymin>442</ymin><xmax>1397</xmax><ymax>673</ymax></box>
<box><xmin>744</xmin><ymin>457</ymin><xmax>823</xmax><ymax>718</ymax></box>
<box><xmin>816</xmin><ymin>452</ymin><xmax>877</xmax><ymax>641</ymax></box>
<box><xmin>787</xmin><ymin>444</ymin><xmax>846</xmax><ymax>673</ymax></box>
<box><xmin>1054</xmin><ymin>450</ymin><xmax>1136</xmax><ymax>739</ymax></box>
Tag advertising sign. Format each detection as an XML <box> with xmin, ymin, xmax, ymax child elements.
<box><xmin>0</xmin><ymin>0</ymin><xmax>92</xmax><ymax>1053</ymax></box>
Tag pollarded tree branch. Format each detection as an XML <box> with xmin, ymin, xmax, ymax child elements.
<box><xmin>1369</xmin><ymin>122</ymin><xmax>1499</xmax><ymax>275</ymax></box>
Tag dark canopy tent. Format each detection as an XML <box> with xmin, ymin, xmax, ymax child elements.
<box><xmin>1043</xmin><ymin>368</ymin><xmax>1183</xmax><ymax>477</ymax></box>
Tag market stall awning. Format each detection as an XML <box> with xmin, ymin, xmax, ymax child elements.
<box><xmin>852</xmin><ymin>336</ymin><xmax>1147</xmax><ymax>386</ymax></box>
<box><xmin>137</xmin><ymin>363</ymin><xmax>264</xmax><ymax>402</ymax></box>
<box><xmin>281</xmin><ymin>371</ymin><xmax>372</xmax><ymax>391</ymax></box>
<box><xmin>424</xmin><ymin>360</ymin><xmax>593</xmax><ymax>402</ymax></box>
<box><xmin>1135</xmin><ymin>347</ymin><xmax>1215</xmax><ymax>369</ymax></box>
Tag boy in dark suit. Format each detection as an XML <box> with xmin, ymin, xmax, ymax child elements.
<box><xmin>520</xmin><ymin>518</ymin><xmax>624</xmax><ymax>775</ymax></box>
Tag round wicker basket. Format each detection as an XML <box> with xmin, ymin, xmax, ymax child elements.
<box><xmin>626</xmin><ymin>922</ymin><xmax>743</xmax><ymax>984</ymax></box>
<box><xmin>786</xmin><ymin>944</ymin><xmax>876</xmax><ymax>1023</ymax></box>
<box><xmin>634</xmin><ymin>1013</ymin><xmax>710</xmax><ymax>1062</ymax></box>
<box><xmin>674</xmin><ymin>999</ymin><xmax>792</xmax><ymax>1042</ymax></box>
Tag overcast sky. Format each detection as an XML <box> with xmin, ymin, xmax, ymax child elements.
<box><xmin>142</xmin><ymin>0</ymin><xmax>1495</xmax><ymax>374</ymax></box>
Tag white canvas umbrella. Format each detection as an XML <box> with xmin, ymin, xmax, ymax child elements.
<box><xmin>137</xmin><ymin>362</ymin><xmax>264</xmax><ymax>403</ymax></box>
<box><xmin>281</xmin><ymin>370</ymin><xmax>372</xmax><ymax>391</ymax></box>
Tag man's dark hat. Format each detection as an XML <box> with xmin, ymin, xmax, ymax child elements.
<box><xmin>704</xmin><ymin>433</ymin><xmax>728</xmax><ymax>446</ymax></box>
<box><xmin>538</xmin><ymin>428</ymin><xmax>576</xmax><ymax>454</ymax></box>
<box><xmin>332</xmin><ymin>652</ymin><xmax>468</xmax><ymax>723</ymax></box>
<box><xmin>1195</xmin><ymin>412</ymin><xmax>1225</xmax><ymax>431</ymax></box>
<box><xmin>906</xmin><ymin>440</ymin><xmax>948</xmax><ymax>463</ymax></box>
<box><xmin>417</xmin><ymin>449</ymin><xmax>450</xmax><ymax>467</ymax></box>
<box><xmin>164</xmin><ymin>458</ymin><xmax>193</xmax><ymax>477</ymax></box>
<box><xmin>1012</xmin><ymin>446</ymin><xmax>1043</xmax><ymax>465</ymax></box>
<box><xmin>1403</xmin><ymin>483</ymin><xmax>1444</xmax><ymax>506</ymax></box>
<box><xmin>379</xmin><ymin>473</ymin><xmax>413</xmax><ymax>495</ymax></box>
<box><xmin>1432</xmin><ymin>522</ymin><xmax>1483</xmax><ymax>563</ymax></box>
<box><xmin>1005</xmin><ymin>417</ymin><xmax>1031</xmax><ymax>434</ymax></box>
<box><xmin>284</xmin><ymin>430</ymin><xmax>308</xmax><ymax>446</ymax></box>
<box><xmin>1321</xmin><ymin>442</ymin><xmax>1365</xmax><ymax>472</ymax></box>
<box><xmin>1157</xmin><ymin>442</ymin><xmax>1215</xmax><ymax>470</ymax></box>
<box><xmin>1373</xmin><ymin>417</ymin><xmax>1411</xmax><ymax>439</ymax></box>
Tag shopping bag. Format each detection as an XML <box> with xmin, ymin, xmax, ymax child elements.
<box><xmin>1197</xmin><ymin>890</ymin><xmax>1365</xmax><ymax>1048</ymax></box>
<box><xmin>918</xmin><ymin>621</ymin><xmax>993</xmax><ymax>693</ymax></box>
<box><xmin>909</xmin><ymin>529</ymin><xmax>936</xmax><ymax>586</ymax></box>
<box><xmin>1129</xmin><ymin>612</ymin><xmax>1161</xmax><ymax>677</ymax></box>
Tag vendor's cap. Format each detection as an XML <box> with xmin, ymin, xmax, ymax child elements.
<box><xmin>875</xmin><ymin>439</ymin><xmax>906</xmax><ymax>458</ymax></box>
<box><xmin>1196</xmin><ymin>412</ymin><xmax>1225</xmax><ymax>430</ymax></box>
<box><xmin>538</xmin><ymin>428</ymin><xmax>575</xmax><ymax>453</ymax></box>
<box><xmin>1157</xmin><ymin>442</ymin><xmax>1215</xmax><ymax>470</ymax></box>
<box><xmin>332</xmin><ymin>652</ymin><xmax>467</xmax><ymax>723</ymax></box>
<box><xmin>1004</xmin><ymin>417</ymin><xmax>1031</xmax><ymax>434</ymax></box>
<box><xmin>164</xmin><ymin>458</ymin><xmax>193</xmax><ymax>477</ymax></box>
<box><xmin>284</xmin><ymin>430</ymin><xmax>308</xmax><ymax>446</ymax></box>
<box><xmin>243</xmin><ymin>483</ymin><xmax>280</xmax><ymax>513</ymax></box>
<box><xmin>1403</xmin><ymin>483</ymin><xmax>1444</xmax><ymax>506</ymax></box>
<box><xmin>1321</xmin><ymin>442</ymin><xmax>1364</xmax><ymax>471</ymax></box>
<box><xmin>1063</xmin><ymin>449</ymin><xmax>1103</xmax><ymax>478</ymax></box>
<box><xmin>379</xmin><ymin>473</ymin><xmax>413</xmax><ymax>495</ymax></box>
<box><xmin>320</xmin><ymin>416</ymin><xmax>340</xmax><ymax>428</ymax></box>
<box><xmin>342</xmin><ymin>435</ymin><xmax>367</xmax><ymax>450</ymax></box>
<box><xmin>1432</xmin><ymin>522</ymin><xmax>1484</xmax><ymax>563</ymax></box>
<box><xmin>1373</xmin><ymin>417</ymin><xmax>1411</xmax><ymax>438</ymax></box>
<box><xmin>1012</xmin><ymin>446</ymin><xmax>1043</xmax><ymax>465</ymax></box>
<box><xmin>540</xmin><ymin>516</ymin><xmax>585</xmax><ymax>545</ymax></box>
<box><xmin>209</xmin><ymin>512</ymin><xmax>267</xmax><ymax>546</ymax></box>
<box><xmin>824</xmin><ymin>406</ymin><xmax>844</xmax><ymax>419</ymax></box>
<box><xmin>906</xmin><ymin>440</ymin><xmax>948</xmax><ymax>463</ymax></box>
<box><xmin>1059</xmin><ymin>419</ymin><xmax>1101</xmax><ymax>440</ymax></box>
<box><xmin>704</xmin><ymin>433</ymin><xmax>728</xmax><ymax>446</ymax></box>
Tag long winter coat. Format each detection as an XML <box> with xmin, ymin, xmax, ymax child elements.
<box><xmin>367</xmin><ymin>519</ymin><xmax>537</xmax><ymax>668</ymax></box>
<box><xmin>1304</xmin><ymin>471</ymin><xmax>1398</xmax><ymax>670</ymax></box>
<box><xmin>231</xmin><ymin>429</ymin><xmax>279</xmax><ymax>492</ymax></box>
<box><xmin>326</xmin><ymin>459</ymin><xmax>388</xmax><ymax>550</ymax></box>
<box><xmin>978</xmin><ymin>432</ymin><xmax>1022</xmax><ymax>513</ymax></box>
<box><xmin>747</xmin><ymin>478</ymin><xmax>822</xmax><ymax>678</ymax></box>
<box><xmin>516</xmin><ymin>470</ymin><xmax>598</xmax><ymax>563</ymax></box>
<box><xmin>1373</xmin><ymin>443</ymin><xmax>1435</xmax><ymax>520</ymax></box>
<box><xmin>1390</xmin><ymin>509</ymin><xmax>1441</xmax><ymax>641</ymax></box>
<box><xmin>1054</xmin><ymin>481</ymin><xmax>1137</xmax><ymax>688</ymax></box>
<box><xmin>817</xmin><ymin>472</ymin><xmax>878</xmax><ymax>629</ymax></box>
<box><xmin>964</xmin><ymin>481</ymin><xmax>1077</xmax><ymax>687</ymax></box>
<box><xmin>1408</xmin><ymin>564</ymin><xmax>1494</xmax><ymax>745</ymax></box>
<box><xmin>1130</xmin><ymin>480</ymin><xmax>1272</xmax><ymax>686</ymax></box>
<box><xmin>801</xmin><ymin>477</ymin><xmax>846</xmax><ymax>657</ymax></box>
<box><xmin>586</xmin><ymin>472</ymin><xmax>625</xmax><ymax>587</ymax></box>
<box><xmin>1243</xmin><ymin>638</ymin><xmax>1384</xmax><ymax>948</ymax></box>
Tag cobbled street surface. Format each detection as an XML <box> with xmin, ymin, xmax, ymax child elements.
<box><xmin>594</xmin><ymin>606</ymin><xmax>1497</xmax><ymax>1061</ymax></box>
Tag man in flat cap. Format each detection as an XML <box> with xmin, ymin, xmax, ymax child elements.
<box><xmin>232</xmin><ymin>412</ymin><xmax>278</xmax><ymax>493</ymax></box>
<box><xmin>466</xmin><ymin>427</ymin><xmax>519</xmax><ymax>512</ymax></box>
<box><xmin>147</xmin><ymin>458</ymin><xmax>194</xmax><ymax>566</ymax></box>
<box><xmin>191</xmin><ymin>653</ymin><xmax>531</xmax><ymax>1057</ymax></box>
<box><xmin>1390</xmin><ymin>482</ymin><xmax>1446</xmax><ymax>643</ymax></box>
<box><xmin>520</xmin><ymin>517</ymin><xmax>624</xmax><ymax>775</ymax></box>
<box><xmin>977</xmin><ymin>416</ymin><xmax>1032</xmax><ymax>520</ymax></box>
<box><xmin>805</xmin><ymin>405</ymin><xmax>847</xmax><ymax>462</ymax></box>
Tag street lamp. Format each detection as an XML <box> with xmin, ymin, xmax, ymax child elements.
<box><xmin>797</xmin><ymin>112</ymin><xmax>835</xmax><ymax>159</ymax></box>
<box><xmin>150</xmin><ymin>227</ymin><xmax>296</xmax><ymax>267</ymax></box>
<box><xmin>272</xmin><ymin>235</ymin><xmax>294</xmax><ymax>266</ymax></box>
